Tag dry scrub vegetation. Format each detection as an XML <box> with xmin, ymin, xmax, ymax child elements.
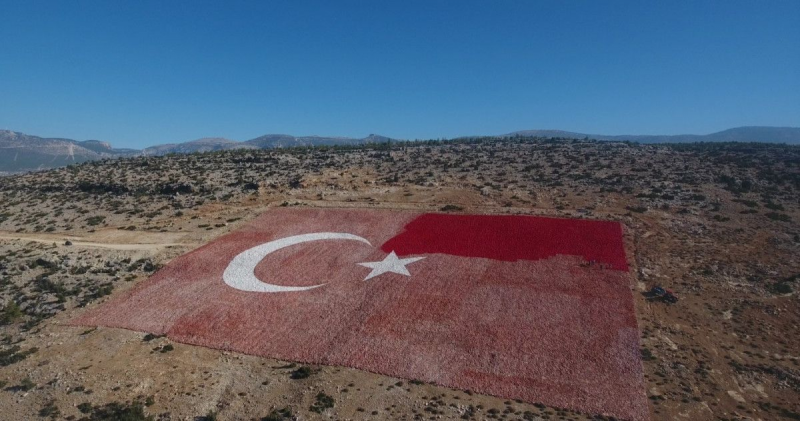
<box><xmin>0</xmin><ymin>137</ymin><xmax>798</xmax><ymax>420</ymax></box>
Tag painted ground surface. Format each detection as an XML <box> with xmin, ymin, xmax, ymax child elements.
<box><xmin>73</xmin><ymin>208</ymin><xmax>648</xmax><ymax>420</ymax></box>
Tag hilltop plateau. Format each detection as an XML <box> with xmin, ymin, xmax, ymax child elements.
<box><xmin>0</xmin><ymin>137</ymin><xmax>798</xmax><ymax>420</ymax></box>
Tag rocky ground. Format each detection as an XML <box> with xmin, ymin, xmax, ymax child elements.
<box><xmin>0</xmin><ymin>137</ymin><xmax>798</xmax><ymax>420</ymax></box>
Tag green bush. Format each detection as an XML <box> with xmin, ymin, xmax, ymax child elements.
<box><xmin>768</xmin><ymin>282</ymin><xmax>794</xmax><ymax>295</ymax></box>
<box><xmin>39</xmin><ymin>401</ymin><xmax>60</xmax><ymax>419</ymax></box>
<box><xmin>18</xmin><ymin>377</ymin><xmax>36</xmax><ymax>391</ymax></box>
<box><xmin>262</xmin><ymin>407</ymin><xmax>293</xmax><ymax>421</ymax></box>
<box><xmin>439</xmin><ymin>204</ymin><xmax>464</xmax><ymax>212</ymax></box>
<box><xmin>0</xmin><ymin>301</ymin><xmax>23</xmax><ymax>325</ymax></box>
<box><xmin>0</xmin><ymin>345</ymin><xmax>38</xmax><ymax>366</ymax></box>
<box><xmin>290</xmin><ymin>366</ymin><xmax>312</xmax><ymax>379</ymax></box>
<box><xmin>733</xmin><ymin>199</ymin><xmax>759</xmax><ymax>208</ymax></box>
<box><xmin>82</xmin><ymin>401</ymin><xmax>153</xmax><ymax>421</ymax></box>
<box><xmin>766</xmin><ymin>212</ymin><xmax>791</xmax><ymax>222</ymax></box>
<box><xmin>310</xmin><ymin>392</ymin><xmax>334</xmax><ymax>413</ymax></box>
<box><xmin>764</xmin><ymin>202</ymin><xmax>785</xmax><ymax>211</ymax></box>
<box><xmin>86</xmin><ymin>215</ymin><xmax>106</xmax><ymax>226</ymax></box>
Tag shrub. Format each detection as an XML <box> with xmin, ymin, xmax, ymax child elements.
<box><xmin>18</xmin><ymin>377</ymin><xmax>36</xmax><ymax>391</ymax></box>
<box><xmin>733</xmin><ymin>199</ymin><xmax>759</xmax><ymax>208</ymax></box>
<box><xmin>31</xmin><ymin>258</ymin><xmax>58</xmax><ymax>269</ymax></box>
<box><xmin>0</xmin><ymin>346</ymin><xmax>38</xmax><ymax>366</ymax></box>
<box><xmin>0</xmin><ymin>301</ymin><xmax>23</xmax><ymax>325</ymax></box>
<box><xmin>153</xmin><ymin>344</ymin><xmax>174</xmax><ymax>353</ymax></box>
<box><xmin>78</xmin><ymin>402</ymin><xmax>93</xmax><ymax>414</ymax></box>
<box><xmin>769</xmin><ymin>282</ymin><xmax>793</xmax><ymax>294</ymax></box>
<box><xmin>200</xmin><ymin>410</ymin><xmax>217</xmax><ymax>421</ymax></box>
<box><xmin>242</xmin><ymin>182</ymin><xmax>259</xmax><ymax>191</ymax></box>
<box><xmin>764</xmin><ymin>202</ymin><xmax>785</xmax><ymax>211</ymax></box>
<box><xmin>440</xmin><ymin>205</ymin><xmax>464</xmax><ymax>212</ymax></box>
<box><xmin>765</xmin><ymin>212</ymin><xmax>791</xmax><ymax>222</ymax></box>
<box><xmin>262</xmin><ymin>407</ymin><xmax>294</xmax><ymax>421</ymax></box>
<box><xmin>158</xmin><ymin>183</ymin><xmax>193</xmax><ymax>195</ymax></box>
<box><xmin>142</xmin><ymin>333</ymin><xmax>166</xmax><ymax>342</ymax></box>
<box><xmin>39</xmin><ymin>401</ymin><xmax>60</xmax><ymax>419</ymax></box>
<box><xmin>84</xmin><ymin>401</ymin><xmax>153</xmax><ymax>421</ymax></box>
<box><xmin>290</xmin><ymin>366</ymin><xmax>312</xmax><ymax>379</ymax></box>
<box><xmin>309</xmin><ymin>392</ymin><xmax>334</xmax><ymax>413</ymax></box>
<box><xmin>86</xmin><ymin>216</ymin><xmax>106</xmax><ymax>226</ymax></box>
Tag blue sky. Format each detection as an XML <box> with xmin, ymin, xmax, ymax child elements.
<box><xmin>1</xmin><ymin>0</ymin><xmax>798</xmax><ymax>148</ymax></box>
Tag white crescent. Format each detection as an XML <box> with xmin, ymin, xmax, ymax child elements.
<box><xmin>222</xmin><ymin>232</ymin><xmax>372</xmax><ymax>293</ymax></box>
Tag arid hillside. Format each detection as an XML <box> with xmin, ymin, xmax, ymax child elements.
<box><xmin>0</xmin><ymin>137</ymin><xmax>798</xmax><ymax>420</ymax></box>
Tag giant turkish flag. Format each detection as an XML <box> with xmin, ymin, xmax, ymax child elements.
<box><xmin>73</xmin><ymin>208</ymin><xmax>648</xmax><ymax>420</ymax></box>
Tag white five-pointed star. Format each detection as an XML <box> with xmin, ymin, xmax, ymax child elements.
<box><xmin>358</xmin><ymin>251</ymin><xmax>425</xmax><ymax>281</ymax></box>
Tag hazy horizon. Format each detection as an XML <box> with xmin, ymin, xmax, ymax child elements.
<box><xmin>5</xmin><ymin>125</ymin><xmax>800</xmax><ymax>148</ymax></box>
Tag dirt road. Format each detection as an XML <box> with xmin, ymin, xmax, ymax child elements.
<box><xmin>0</xmin><ymin>231</ymin><xmax>195</xmax><ymax>251</ymax></box>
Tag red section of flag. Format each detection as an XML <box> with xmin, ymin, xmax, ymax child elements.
<box><xmin>71</xmin><ymin>208</ymin><xmax>647</xmax><ymax>421</ymax></box>
<box><xmin>382</xmin><ymin>213</ymin><xmax>628</xmax><ymax>270</ymax></box>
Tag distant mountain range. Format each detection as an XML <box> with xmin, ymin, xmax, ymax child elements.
<box><xmin>0</xmin><ymin>131</ymin><xmax>394</xmax><ymax>173</ymax></box>
<box><xmin>138</xmin><ymin>134</ymin><xmax>394</xmax><ymax>155</ymax></box>
<box><xmin>503</xmin><ymin>126</ymin><xmax>800</xmax><ymax>144</ymax></box>
<box><xmin>1</xmin><ymin>126</ymin><xmax>798</xmax><ymax>174</ymax></box>
<box><xmin>141</xmin><ymin>137</ymin><xmax>256</xmax><ymax>155</ymax></box>
<box><xmin>244</xmin><ymin>133</ymin><xmax>392</xmax><ymax>149</ymax></box>
<box><xmin>0</xmin><ymin>130</ymin><xmax>139</xmax><ymax>174</ymax></box>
